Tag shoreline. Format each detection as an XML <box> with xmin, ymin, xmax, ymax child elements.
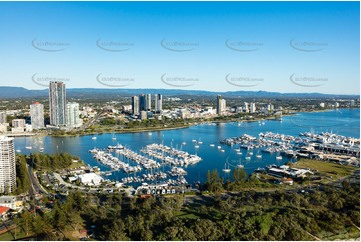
<box><xmin>7</xmin><ymin>107</ymin><xmax>356</xmax><ymax>138</ymax></box>
<box><xmin>51</xmin><ymin>125</ymin><xmax>191</xmax><ymax>137</ymax></box>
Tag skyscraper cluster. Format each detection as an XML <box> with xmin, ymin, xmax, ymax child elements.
<box><xmin>132</xmin><ymin>94</ymin><xmax>162</xmax><ymax>115</ymax></box>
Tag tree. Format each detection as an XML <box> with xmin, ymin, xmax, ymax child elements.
<box><xmin>232</xmin><ymin>167</ymin><xmax>247</xmax><ymax>183</ymax></box>
<box><xmin>52</xmin><ymin>204</ymin><xmax>67</xmax><ymax>231</ymax></box>
<box><xmin>17</xmin><ymin>211</ymin><xmax>33</xmax><ymax>236</ymax></box>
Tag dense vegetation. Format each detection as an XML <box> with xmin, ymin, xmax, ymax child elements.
<box><xmin>15</xmin><ymin>180</ymin><xmax>360</xmax><ymax>241</ymax></box>
<box><xmin>204</xmin><ymin>168</ymin><xmax>277</xmax><ymax>193</ymax></box>
<box><xmin>29</xmin><ymin>153</ymin><xmax>79</xmax><ymax>171</ymax></box>
<box><xmin>1</xmin><ymin>154</ymin><xmax>31</xmax><ymax>195</ymax></box>
<box><xmin>14</xmin><ymin>155</ymin><xmax>30</xmax><ymax>195</ymax></box>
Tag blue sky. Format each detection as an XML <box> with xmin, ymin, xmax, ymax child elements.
<box><xmin>0</xmin><ymin>1</ymin><xmax>359</xmax><ymax>94</ymax></box>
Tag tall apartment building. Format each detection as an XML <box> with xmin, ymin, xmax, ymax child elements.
<box><xmin>30</xmin><ymin>102</ymin><xmax>44</xmax><ymax>129</ymax></box>
<box><xmin>243</xmin><ymin>102</ymin><xmax>249</xmax><ymax>113</ymax></box>
<box><xmin>216</xmin><ymin>95</ymin><xmax>226</xmax><ymax>115</ymax></box>
<box><xmin>350</xmin><ymin>100</ymin><xmax>355</xmax><ymax>107</ymax></box>
<box><xmin>66</xmin><ymin>102</ymin><xmax>81</xmax><ymax>128</ymax></box>
<box><xmin>49</xmin><ymin>81</ymin><xmax>66</xmax><ymax>126</ymax></box>
<box><xmin>155</xmin><ymin>94</ymin><xmax>163</xmax><ymax>112</ymax></box>
<box><xmin>146</xmin><ymin>94</ymin><xmax>152</xmax><ymax>111</ymax></box>
<box><xmin>132</xmin><ymin>96</ymin><xmax>140</xmax><ymax>115</ymax></box>
<box><xmin>139</xmin><ymin>94</ymin><xmax>147</xmax><ymax>111</ymax></box>
<box><xmin>0</xmin><ymin>112</ymin><xmax>6</xmax><ymax>124</ymax></box>
<box><xmin>0</xmin><ymin>136</ymin><xmax>16</xmax><ymax>194</ymax></box>
<box><xmin>250</xmin><ymin>103</ymin><xmax>256</xmax><ymax>113</ymax></box>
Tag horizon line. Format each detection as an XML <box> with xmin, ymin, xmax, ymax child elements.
<box><xmin>1</xmin><ymin>86</ymin><xmax>359</xmax><ymax>97</ymax></box>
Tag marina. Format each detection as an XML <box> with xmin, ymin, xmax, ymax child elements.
<box><xmin>12</xmin><ymin>108</ymin><xmax>360</xmax><ymax>185</ymax></box>
<box><xmin>221</xmin><ymin>131</ymin><xmax>360</xmax><ymax>165</ymax></box>
<box><xmin>88</xmin><ymin>143</ymin><xmax>199</xmax><ymax>186</ymax></box>
<box><xmin>140</xmin><ymin>143</ymin><xmax>202</xmax><ymax>166</ymax></box>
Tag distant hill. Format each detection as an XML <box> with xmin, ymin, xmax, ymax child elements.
<box><xmin>0</xmin><ymin>86</ymin><xmax>358</xmax><ymax>99</ymax></box>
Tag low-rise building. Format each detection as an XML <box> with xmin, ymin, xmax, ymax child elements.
<box><xmin>11</xmin><ymin>126</ymin><xmax>24</xmax><ymax>133</ymax></box>
<box><xmin>282</xmin><ymin>177</ymin><xmax>294</xmax><ymax>185</ymax></box>
<box><xmin>0</xmin><ymin>124</ymin><xmax>7</xmax><ymax>133</ymax></box>
<box><xmin>0</xmin><ymin>206</ymin><xmax>10</xmax><ymax>219</ymax></box>
<box><xmin>0</xmin><ymin>196</ymin><xmax>20</xmax><ymax>210</ymax></box>
<box><xmin>77</xmin><ymin>173</ymin><xmax>103</xmax><ymax>186</ymax></box>
<box><xmin>12</xmin><ymin>119</ymin><xmax>26</xmax><ymax>128</ymax></box>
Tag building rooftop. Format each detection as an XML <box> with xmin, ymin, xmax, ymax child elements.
<box><xmin>0</xmin><ymin>136</ymin><xmax>13</xmax><ymax>142</ymax></box>
<box><xmin>0</xmin><ymin>206</ymin><xmax>10</xmax><ymax>214</ymax></box>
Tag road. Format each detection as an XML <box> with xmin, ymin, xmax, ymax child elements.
<box><xmin>26</xmin><ymin>164</ymin><xmax>48</xmax><ymax>199</ymax></box>
<box><xmin>79</xmin><ymin>111</ymin><xmax>104</xmax><ymax>131</ymax></box>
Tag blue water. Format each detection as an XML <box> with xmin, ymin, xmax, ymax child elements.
<box><xmin>13</xmin><ymin>108</ymin><xmax>360</xmax><ymax>184</ymax></box>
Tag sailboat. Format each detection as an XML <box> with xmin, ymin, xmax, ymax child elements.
<box><xmin>112</xmin><ymin>133</ymin><xmax>117</xmax><ymax>140</ymax></box>
<box><xmin>237</xmin><ymin>157</ymin><xmax>244</xmax><ymax>168</ymax></box>
<box><xmin>222</xmin><ymin>163</ymin><xmax>231</xmax><ymax>173</ymax></box>
<box><xmin>276</xmin><ymin>152</ymin><xmax>282</xmax><ymax>160</ymax></box>
<box><xmin>198</xmin><ymin>138</ymin><xmax>203</xmax><ymax>145</ymax></box>
<box><xmin>256</xmin><ymin>150</ymin><xmax>262</xmax><ymax>159</ymax></box>
<box><xmin>237</xmin><ymin>163</ymin><xmax>244</xmax><ymax>169</ymax></box>
<box><xmin>245</xmin><ymin>151</ymin><xmax>251</xmax><ymax>160</ymax></box>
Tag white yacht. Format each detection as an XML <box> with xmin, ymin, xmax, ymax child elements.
<box><xmin>222</xmin><ymin>163</ymin><xmax>231</xmax><ymax>173</ymax></box>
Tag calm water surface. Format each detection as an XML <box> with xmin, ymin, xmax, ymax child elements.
<box><xmin>13</xmin><ymin>108</ymin><xmax>360</xmax><ymax>184</ymax></box>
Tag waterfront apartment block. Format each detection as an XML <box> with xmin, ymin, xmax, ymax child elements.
<box><xmin>66</xmin><ymin>102</ymin><xmax>81</xmax><ymax>128</ymax></box>
<box><xmin>132</xmin><ymin>96</ymin><xmax>140</xmax><ymax>115</ymax></box>
<box><xmin>250</xmin><ymin>102</ymin><xmax>256</xmax><ymax>113</ymax></box>
<box><xmin>216</xmin><ymin>95</ymin><xmax>226</xmax><ymax>115</ymax></box>
<box><xmin>155</xmin><ymin>94</ymin><xmax>163</xmax><ymax>112</ymax></box>
<box><xmin>49</xmin><ymin>81</ymin><xmax>67</xmax><ymax>126</ymax></box>
<box><xmin>0</xmin><ymin>136</ymin><xmax>16</xmax><ymax>194</ymax></box>
<box><xmin>30</xmin><ymin>102</ymin><xmax>45</xmax><ymax>129</ymax></box>
<box><xmin>11</xmin><ymin>119</ymin><xmax>25</xmax><ymax>128</ymax></box>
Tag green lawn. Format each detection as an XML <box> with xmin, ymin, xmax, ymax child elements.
<box><xmin>68</xmin><ymin>161</ymin><xmax>86</xmax><ymax>169</ymax></box>
<box><xmin>0</xmin><ymin>228</ymin><xmax>29</xmax><ymax>241</ymax></box>
<box><xmin>293</xmin><ymin>159</ymin><xmax>358</xmax><ymax>180</ymax></box>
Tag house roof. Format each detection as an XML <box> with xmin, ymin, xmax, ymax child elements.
<box><xmin>0</xmin><ymin>206</ymin><xmax>10</xmax><ymax>214</ymax></box>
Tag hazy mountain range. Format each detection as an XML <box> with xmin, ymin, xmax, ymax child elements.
<box><xmin>0</xmin><ymin>86</ymin><xmax>358</xmax><ymax>99</ymax></box>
